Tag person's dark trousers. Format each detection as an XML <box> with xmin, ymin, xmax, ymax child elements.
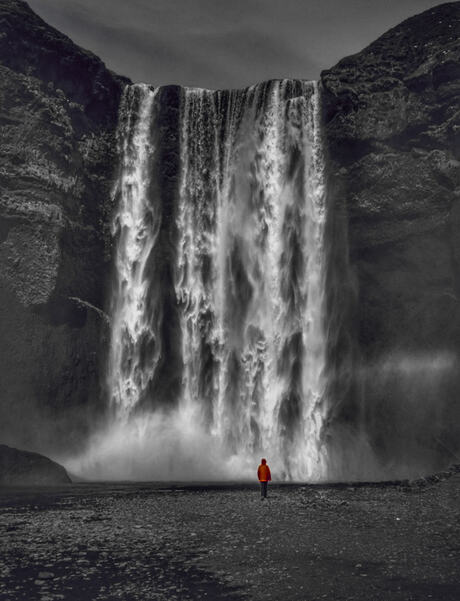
<box><xmin>260</xmin><ymin>481</ymin><xmax>268</xmax><ymax>498</ymax></box>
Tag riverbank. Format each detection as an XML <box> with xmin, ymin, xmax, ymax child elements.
<box><xmin>1</xmin><ymin>471</ymin><xmax>459</xmax><ymax>600</ymax></box>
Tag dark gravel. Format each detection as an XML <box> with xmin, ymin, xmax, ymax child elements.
<box><xmin>1</xmin><ymin>472</ymin><xmax>459</xmax><ymax>600</ymax></box>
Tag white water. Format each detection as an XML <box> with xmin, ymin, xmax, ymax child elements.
<box><xmin>107</xmin><ymin>86</ymin><xmax>160</xmax><ymax>415</ymax></box>
<box><xmin>67</xmin><ymin>80</ymin><xmax>330</xmax><ymax>482</ymax></box>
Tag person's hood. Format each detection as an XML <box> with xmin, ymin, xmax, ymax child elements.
<box><xmin>261</xmin><ymin>458</ymin><xmax>266</xmax><ymax>465</ymax></box>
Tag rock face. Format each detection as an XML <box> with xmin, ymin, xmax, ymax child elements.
<box><xmin>0</xmin><ymin>444</ymin><xmax>71</xmax><ymax>485</ymax></box>
<box><xmin>0</xmin><ymin>0</ymin><xmax>128</xmax><ymax>455</ymax></box>
<box><xmin>321</xmin><ymin>2</ymin><xmax>460</xmax><ymax>477</ymax></box>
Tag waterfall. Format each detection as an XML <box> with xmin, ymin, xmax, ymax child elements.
<box><xmin>77</xmin><ymin>80</ymin><xmax>329</xmax><ymax>481</ymax></box>
<box><xmin>108</xmin><ymin>86</ymin><xmax>160</xmax><ymax>415</ymax></box>
<box><xmin>176</xmin><ymin>81</ymin><xmax>328</xmax><ymax>480</ymax></box>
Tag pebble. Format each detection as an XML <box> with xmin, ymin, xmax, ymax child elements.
<box><xmin>1</xmin><ymin>478</ymin><xmax>459</xmax><ymax>600</ymax></box>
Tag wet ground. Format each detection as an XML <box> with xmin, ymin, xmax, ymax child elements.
<box><xmin>1</xmin><ymin>471</ymin><xmax>459</xmax><ymax>601</ymax></box>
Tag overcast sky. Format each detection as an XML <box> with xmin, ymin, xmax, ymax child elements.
<box><xmin>28</xmin><ymin>0</ymin><xmax>444</xmax><ymax>89</ymax></box>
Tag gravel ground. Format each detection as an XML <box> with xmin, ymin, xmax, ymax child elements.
<box><xmin>1</xmin><ymin>472</ymin><xmax>459</xmax><ymax>601</ymax></box>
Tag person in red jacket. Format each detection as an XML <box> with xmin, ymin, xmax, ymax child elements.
<box><xmin>257</xmin><ymin>458</ymin><xmax>271</xmax><ymax>499</ymax></box>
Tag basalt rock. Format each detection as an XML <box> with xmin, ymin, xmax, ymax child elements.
<box><xmin>322</xmin><ymin>2</ymin><xmax>460</xmax><ymax>476</ymax></box>
<box><xmin>0</xmin><ymin>0</ymin><xmax>129</xmax><ymax>455</ymax></box>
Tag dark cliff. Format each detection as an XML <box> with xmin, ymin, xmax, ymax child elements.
<box><xmin>0</xmin><ymin>0</ymin><xmax>129</xmax><ymax>455</ymax></box>
<box><xmin>322</xmin><ymin>2</ymin><xmax>460</xmax><ymax>477</ymax></box>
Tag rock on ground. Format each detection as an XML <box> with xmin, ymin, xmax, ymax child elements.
<box><xmin>0</xmin><ymin>444</ymin><xmax>71</xmax><ymax>486</ymax></box>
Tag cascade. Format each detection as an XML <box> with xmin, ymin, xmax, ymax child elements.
<box><xmin>79</xmin><ymin>80</ymin><xmax>329</xmax><ymax>481</ymax></box>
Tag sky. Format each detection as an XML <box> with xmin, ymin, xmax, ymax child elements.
<box><xmin>28</xmin><ymin>0</ymin><xmax>445</xmax><ymax>89</ymax></box>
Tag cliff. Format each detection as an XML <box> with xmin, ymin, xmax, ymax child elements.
<box><xmin>321</xmin><ymin>2</ymin><xmax>460</xmax><ymax>476</ymax></box>
<box><xmin>0</xmin><ymin>0</ymin><xmax>129</xmax><ymax>455</ymax></box>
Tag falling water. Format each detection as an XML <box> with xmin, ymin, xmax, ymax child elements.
<box><xmin>108</xmin><ymin>86</ymin><xmax>160</xmax><ymax>415</ymax></box>
<box><xmin>89</xmin><ymin>80</ymin><xmax>328</xmax><ymax>481</ymax></box>
<box><xmin>176</xmin><ymin>80</ymin><xmax>328</xmax><ymax>480</ymax></box>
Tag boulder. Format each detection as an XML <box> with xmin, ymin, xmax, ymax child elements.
<box><xmin>0</xmin><ymin>444</ymin><xmax>71</xmax><ymax>485</ymax></box>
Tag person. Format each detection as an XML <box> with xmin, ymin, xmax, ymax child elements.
<box><xmin>257</xmin><ymin>458</ymin><xmax>271</xmax><ymax>499</ymax></box>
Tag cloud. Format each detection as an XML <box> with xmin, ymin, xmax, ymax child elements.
<box><xmin>27</xmin><ymin>0</ymin><xmax>443</xmax><ymax>91</ymax></box>
<box><xmin>26</xmin><ymin>0</ymin><xmax>322</xmax><ymax>87</ymax></box>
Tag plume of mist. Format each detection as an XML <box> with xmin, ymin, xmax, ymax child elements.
<box><xmin>326</xmin><ymin>350</ymin><xmax>460</xmax><ymax>482</ymax></box>
<box><xmin>62</xmin><ymin>405</ymin><xmax>280</xmax><ymax>482</ymax></box>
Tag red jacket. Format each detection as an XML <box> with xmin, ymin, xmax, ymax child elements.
<box><xmin>257</xmin><ymin>462</ymin><xmax>271</xmax><ymax>482</ymax></box>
